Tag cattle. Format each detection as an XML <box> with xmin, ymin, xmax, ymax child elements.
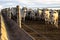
<box><xmin>21</xmin><ymin>7</ymin><xmax>27</xmax><ymax>21</ymax></box>
<box><xmin>30</xmin><ymin>10</ymin><xmax>35</xmax><ymax>20</ymax></box>
<box><xmin>37</xmin><ymin>9</ymin><xmax>42</xmax><ymax>20</ymax></box>
<box><xmin>51</xmin><ymin>10</ymin><xmax>58</xmax><ymax>28</ymax></box>
<box><xmin>43</xmin><ymin>9</ymin><xmax>50</xmax><ymax>24</ymax></box>
<box><xmin>1</xmin><ymin>8</ymin><xmax>11</xmax><ymax>19</ymax></box>
<box><xmin>11</xmin><ymin>7</ymin><xmax>16</xmax><ymax>16</ymax></box>
<box><xmin>7</xmin><ymin>8</ymin><xmax>11</xmax><ymax>19</ymax></box>
<box><xmin>11</xmin><ymin>7</ymin><xmax>17</xmax><ymax>22</ymax></box>
<box><xmin>26</xmin><ymin>9</ymin><xmax>35</xmax><ymax>20</ymax></box>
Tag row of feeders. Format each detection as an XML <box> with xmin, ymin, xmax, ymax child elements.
<box><xmin>1</xmin><ymin>5</ymin><xmax>21</xmax><ymax>28</ymax></box>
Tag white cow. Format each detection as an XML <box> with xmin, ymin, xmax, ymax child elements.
<box><xmin>44</xmin><ymin>9</ymin><xmax>50</xmax><ymax>24</ymax></box>
<box><xmin>51</xmin><ymin>10</ymin><xmax>58</xmax><ymax>28</ymax></box>
<box><xmin>37</xmin><ymin>9</ymin><xmax>42</xmax><ymax>20</ymax></box>
<box><xmin>23</xmin><ymin>9</ymin><xmax>27</xmax><ymax>21</ymax></box>
<box><xmin>21</xmin><ymin>7</ymin><xmax>27</xmax><ymax>21</ymax></box>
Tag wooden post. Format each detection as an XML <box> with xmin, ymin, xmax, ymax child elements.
<box><xmin>16</xmin><ymin>5</ymin><xmax>21</xmax><ymax>28</ymax></box>
<box><xmin>8</xmin><ymin>8</ymin><xmax>11</xmax><ymax>19</ymax></box>
<box><xmin>23</xmin><ymin>8</ymin><xmax>27</xmax><ymax>21</ymax></box>
<box><xmin>5</xmin><ymin>8</ymin><xmax>8</xmax><ymax>17</ymax></box>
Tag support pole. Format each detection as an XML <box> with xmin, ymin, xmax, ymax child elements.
<box><xmin>16</xmin><ymin>5</ymin><xmax>21</xmax><ymax>28</ymax></box>
<box><xmin>8</xmin><ymin>8</ymin><xmax>11</xmax><ymax>19</ymax></box>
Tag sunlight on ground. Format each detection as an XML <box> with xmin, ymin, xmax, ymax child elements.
<box><xmin>1</xmin><ymin>15</ymin><xmax>8</xmax><ymax>40</ymax></box>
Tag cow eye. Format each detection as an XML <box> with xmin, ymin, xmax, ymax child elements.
<box><xmin>49</xmin><ymin>12</ymin><xmax>51</xmax><ymax>13</ymax></box>
<box><xmin>54</xmin><ymin>12</ymin><xmax>56</xmax><ymax>13</ymax></box>
<box><xmin>52</xmin><ymin>15</ymin><xmax>53</xmax><ymax>17</ymax></box>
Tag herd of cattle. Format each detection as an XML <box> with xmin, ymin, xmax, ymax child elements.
<box><xmin>21</xmin><ymin>7</ymin><xmax>58</xmax><ymax>28</ymax></box>
<box><xmin>1</xmin><ymin>6</ymin><xmax>59</xmax><ymax>28</ymax></box>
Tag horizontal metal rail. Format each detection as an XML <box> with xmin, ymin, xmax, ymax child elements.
<box><xmin>22</xmin><ymin>22</ymin><xmax>51</xmax><ymax>40</ymax></box>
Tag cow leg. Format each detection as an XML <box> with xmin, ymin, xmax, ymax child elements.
<box><xmin>54</xmin><ymin>20</ymin><xmax>58</xmax><ymax>28</ymax></box>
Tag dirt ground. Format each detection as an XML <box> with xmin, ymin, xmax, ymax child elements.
<box><xmin>22</xmin><ymin>20</ymin><xmax>60</xmax><ymax>40</ymax></box>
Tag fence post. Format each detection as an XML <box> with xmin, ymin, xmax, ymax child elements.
<box><xmin>8</xmin><ymin>8</ymin><xmax>11</xmax><ymax>19</ymax></box>
<box><xmin>16</xmin><ymin>5</ymin><xmax>21</xmax><ymax>28</ymax></box>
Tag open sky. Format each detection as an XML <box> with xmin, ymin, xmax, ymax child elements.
<box><xmin>0</xmin><ymin>0</ymin><xmax>60</xmax><ymax>9</ymax></box>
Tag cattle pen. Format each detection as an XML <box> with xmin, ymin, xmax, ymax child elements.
<box><xmin>0</xmin><ymin>5</ymin><xmax>60</xmax><ymax>40</ymax></box>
